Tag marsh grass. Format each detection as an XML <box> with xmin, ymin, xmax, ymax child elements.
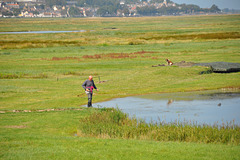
<box><xmin>140</xmin><ymin>32</ymin><xmax>240</xmax><ymax>41</ymax></box>
<box><xmin>0</xmin><ymin>15</ymin><xmax>240</xmax><ymax>159</ymax></box>
<box><xmin>0</xmin><ymin>40</ymin><xmax>239</xmax><ymax>110</ymax></box>
<box><xmin>1</xmin><ymin>109</ymin><xmax>240</xmax><ymax>160</ymax></box>
<box><xmin>0</xmin><ymin>73</ymin><xmax>48</xmax><ymax>79</ymax></box>
<box><xmin>78</xmin><ymin>108</ymin><xmax>240</xmax><ymax>145</ymax></box>
<box><xmin>82</xmin><ymin>50</ymin><xmax>157</xmax><ymax>59</ymax></box>
<box><xmin>1</xmin><ymin>32</ymin><xmax>239</xmax><ymax>49</ymax></box>
<box><xmin>1</xmin><ymin>15</ymin><xmax>240</xmax><ymax>49</ymax></box>
<box><xmin>0</xmin><ymin>40</ymin><xmax>84</xmax><ymax>49</ymax></box>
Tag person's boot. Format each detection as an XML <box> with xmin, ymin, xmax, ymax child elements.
<box><xmin>87</xmin><ymin>102</ymin><xmax>91</xmax><ymax>107</ymax></box>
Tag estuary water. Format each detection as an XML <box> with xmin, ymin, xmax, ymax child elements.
<box><xmin>0</xmin><ymin>30</ymin><xmax>87</xmax><ymax>34</ymax></box>
<box><xmin>95</xmin><ymin>90</ymin><xmax>240</xmax><ymax>126</ymax></box>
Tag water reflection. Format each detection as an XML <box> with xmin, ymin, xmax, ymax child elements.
<box><xmin>167</xmin><ymin>99</ymin><xmax>174</xmax><ymax>106</ymax></box>
<box><xmin>95</xmin><ymin>90</ymin><xmax>240</xmax><ymax>126</ymax></box>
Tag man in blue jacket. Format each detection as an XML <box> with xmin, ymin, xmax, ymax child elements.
<box><xmin>82</xmin><ymin>75</ymin><xmax>98</xmax><ymax>107</ymax></box>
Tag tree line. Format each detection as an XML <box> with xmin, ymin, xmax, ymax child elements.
<box><xmin>1</xmin><ymin>0</ymin><xmax>221</xmax><ymax>17</ymax></box>
<box><xmin>68</xmin><ymin>0</ymin><xmax>220</xmax><ymax>16</ymax></box>
<box><xmin>137</xmin><ymin>4</ymin><xmax>221</xmax><ymax>16</ymax></box>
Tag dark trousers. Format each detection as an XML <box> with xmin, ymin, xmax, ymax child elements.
<box><xmin>87</xmin><ymin>92</ymin><xmax>93</xmax><ymax>107</ymax></box>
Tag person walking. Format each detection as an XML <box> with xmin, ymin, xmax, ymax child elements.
<box><xmin>82</xmin><ymin>75</ymin><xmax>98</xmax><ymax>107</ymax></box>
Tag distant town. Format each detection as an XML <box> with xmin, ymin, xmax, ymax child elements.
<box><xmin>0</xmin><ymin>0</ymin><xmax>239</xmax><ymax>18</ymax></box>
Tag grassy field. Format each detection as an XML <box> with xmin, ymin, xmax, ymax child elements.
<box><xmin>1</xmin><ymin>110</ymin><xmax>240</xmax><ymax>160</ymax></box>
<box><xmin>0</xmin><ymin>15</ymin><xmax>240</xmax><ymax>159</ymax></box>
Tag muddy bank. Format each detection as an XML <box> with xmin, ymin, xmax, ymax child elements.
<box><xmin>152</xmin><ymin>61</ymin><xmax>197</xmax><ymax>67</ymax></box>
<box><xmin>153</xmin><ymin>61</ymin><xmax>240</xmax><ymax>73</ymax></box>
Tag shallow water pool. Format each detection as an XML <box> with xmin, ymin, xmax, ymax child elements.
<box><xmin>95</xmin><ymin>90</ymin><xmax>240</xmax><ymax>126</ymax></box>
<box><xmin>0</xmin><ymin>30</ymin><xmax>87</xmax><ymax>34</ymax></box>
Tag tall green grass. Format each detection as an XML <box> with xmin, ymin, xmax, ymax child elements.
<box><xmin>78</xmin><ymin>108</ymin><xmax>240</xmax><ymax>145</ymax></box>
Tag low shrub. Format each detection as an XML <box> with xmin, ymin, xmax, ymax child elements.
<box><xmin>0</xmin><ymin>73</ymin><xmax>25</xmax><ymax>79</ymax></box>
<box><xmin>32</xmin><ymin>73</ymin><xmax>48</xmax><ymax>79</ymax></box>
<box><xmin>200</xmin><ymin>68</ymin><xmax>213</xmax><ymax>74</ymax></box>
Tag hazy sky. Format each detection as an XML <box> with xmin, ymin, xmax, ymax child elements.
<box><xmin>172</xmin><ymin>0</ymin><xmax>240</xmax><ymax>9</ymax></box>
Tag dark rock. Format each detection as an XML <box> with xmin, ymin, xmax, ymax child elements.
<box><xmin>194</xmin><ymin>62</ymin><xmax>240</xmax><ymax>73</ymax></box>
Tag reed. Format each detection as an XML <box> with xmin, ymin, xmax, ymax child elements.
<box><xmin>78</xmin><ymin>108</ymin><xmax>240</xmax><ymax>145</ymax></box>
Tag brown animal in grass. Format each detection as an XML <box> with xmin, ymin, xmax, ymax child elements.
<box><xmin>166</xmin><ymin>59</ymin><xmax>173</xmax><ymax>65</ymax></box>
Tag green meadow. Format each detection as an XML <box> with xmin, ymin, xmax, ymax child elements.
<box><xmin>0</xmin><ymin>15</ymin><xmax>240</xmax><ymax>159</ymax></box>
